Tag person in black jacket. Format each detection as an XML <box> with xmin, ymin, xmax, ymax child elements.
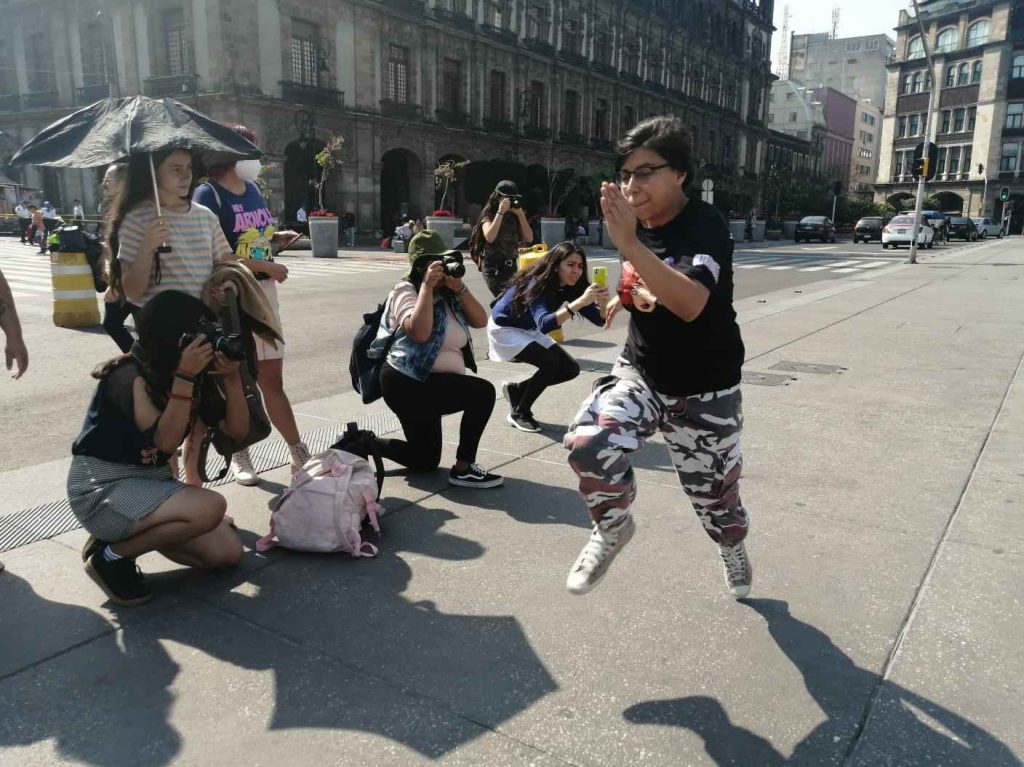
<box><xmin>563</xmin><ymin>116</ymin><xmax>752</xmax><ymax>599</ymax></box>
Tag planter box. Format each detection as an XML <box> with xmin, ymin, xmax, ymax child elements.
<box><xmin>782</xmin><ymin>221</ymin><xmax>799</xmax><ymax>240</ymax></box>
<box><xmin>309</xmin><ymin>217</ymin><xmax>339</xmax><ymax>258</ymax></box>
<box><xmin>766</xmin><ymin>229</ymin><xmax>782</xmax><ymax>241</ymax></box>
<box><xmin>729</xmin><ymin>220</ymin><xmax>767</xmax><ymax>242</ymax></box>
<box><xmin>425</xmin><ymin>217</ymin><xmax>463</xmax><ymax>248</ymax></box>
<box><xmin>540</xmin><ymin>218</ymin><xmax>566</xmax><ymax>250</ymax></box>
<box><xmin>588</xmin><ymin>219</ymin><xmax>604</xmax><ymax>247</ymax></box>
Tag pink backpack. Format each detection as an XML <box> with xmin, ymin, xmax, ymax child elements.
<box><xmin>256</xmin><ymin>449</ymin><xmax>382</xmax><ymax>557</ymax></box>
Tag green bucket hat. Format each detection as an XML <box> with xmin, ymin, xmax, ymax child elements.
<box><xmin>407</xmin><ymin>229</ymin><xmax>459</xmax><ymax>271</ymax></box>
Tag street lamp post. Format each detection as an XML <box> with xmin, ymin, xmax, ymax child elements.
<box><xmin>907</xmin><ymin>0</ymin><xmax>937</xmax><ymax>265</ymax></box>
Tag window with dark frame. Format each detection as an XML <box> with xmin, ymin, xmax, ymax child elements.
<box><xmin>564</xmin><ymin>89</ymin><xmax>580</xmax><ymax>134</ymax></box>
<box><xmin>489</xmin><ymin>70</ymin><xmax>507</xmax><ymax>121</ymax></box>
<box><xmin>594</xmin><ymin>98</ymin><xmax>609</xmax><ymax>140</ymax></box>
<box><xmin>1014</xmin><ymin>55</ymin><xmax>1024</xmax><ymax>79</ymax></box>
<box><xmin>291</xmin><ymin>19</ymin><xmax>318</xmax><ymax>86</ymax></box>
<box><xmin>441</xmin><ymin>58</ymin><xmax>462</xmax><ymax>111</ymax></box>
<box><xmin>387</xmin><ymin>44</ymin><xmax>410</xmax><ymax>103</ymax></box>
<box><xmin>1000</xmin><ymin>142</ymin><xmax>1019</xmax><ymax>171</ymax></box>
<box><xmin>953</xmin><ymin>107</ymin><xmax>965</xmax><ymax>132</ymax></box>
<box><xmin>81</xmin><ymin>23</ymin><xmax>115</xmax><ymax>88</ymax></box>
<box><xmin>163</xmin><ymin>9</ymin><xmax>192</xmax><ymax>78</ymax></box>
<box><xmin>1006</xmin><ymin>103</ymin><xmax>1024</xmax><ymax>129</ymax></box>
<box><xmin>528</xmin><ymin>80</ymin><xmax>545</xmax><ymax>127</ymax></box>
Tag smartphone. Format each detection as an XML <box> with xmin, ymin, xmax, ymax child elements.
<box><xmin>592</xmin><ymin>266</ymin><xmax>607</xmax><ymax>287</ymax></box>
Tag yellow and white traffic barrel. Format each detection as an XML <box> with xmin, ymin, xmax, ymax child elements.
<box><xmin>51</xmin><ymin>252</ymin><xmax>100</xmax><ymax>328</ymax></box>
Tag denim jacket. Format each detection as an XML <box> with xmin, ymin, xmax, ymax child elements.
<box><xmin>372</xmin><ymin>281</ymin><xmax>477</xmax><ymax>382</ymax></box>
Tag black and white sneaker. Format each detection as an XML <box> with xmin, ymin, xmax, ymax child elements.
<box><xmin>85</xmin><ymin>548</ymin><xmax>153</xmax><ymax>606</ymax></box>
<box><xmin>448</xmin><ymin>463</ymin><xmax>504</xmax><ymax>489</ymax></box>
<box><xmin>81</xmin><ymin>534</ymin><xmax>104</xmax><ymax>562</ymax></box>
<box><xmin>501</xmin><ymin>381</ymin><xmax>520</xmax><ymax>416</ymax></box>
<box><xmin>507</xmin><ymin>412</ymin><xmax>542</xmax><ymax>433</ymax></box>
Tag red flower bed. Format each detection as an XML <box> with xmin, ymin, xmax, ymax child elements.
<box><xmin>430</xmin><ymin>209</ymin><xmax>454</xmax><ymax>217</ymax></box>
<box><xmin>309</xmin><ymin>209</ymin><xmax>337</xmax><ymax>218</ymax></box>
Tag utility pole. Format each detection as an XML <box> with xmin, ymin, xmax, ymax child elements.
<box><xmin>980</xmin><ymin>163</ymin><xmax>988</xmax><ymax>216</ymax></box>
<box><xmin>907</xmin><ymin>0</ymin><xmax>936</xmax><ymax>265</ymax></box>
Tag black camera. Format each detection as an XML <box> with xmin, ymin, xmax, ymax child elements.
<box><xmin>179</xmin><ymin>320</ymin><xmax>246</xmax><ymax>362</ymax></box>
<box><xmin>442</xmin><ymin>253</ymin><xmax>466</xmax><ymax>279</ymax></box>
<box><xmin>506</xmin><ymin>194</ymin><xmax>523</xmax><ymax>208</ymax></box>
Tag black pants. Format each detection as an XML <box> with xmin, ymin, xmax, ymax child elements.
<box><xmin>378</xmin><ymin>363</ymin><xmax>496</xmax><ymax>471</ymax></box>
<box><xmin>510</xmin><ymin>342</ymin><xmax>580</xmax><ymax>416</ymax></box>
<box><xmin>483</xmin><ymin>260</ymin><xmax>517</xmax><ymax>297</ymax></box>
<box><xmin>103</xmin><ymin>300</ymin><xmax>134</xmax><ymax>353</ymax></box>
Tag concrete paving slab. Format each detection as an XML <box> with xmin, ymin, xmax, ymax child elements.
<box><xmin>0</xmin><ymin>601</ymin><xmax>566</xmax><ymax>766</ymax></box>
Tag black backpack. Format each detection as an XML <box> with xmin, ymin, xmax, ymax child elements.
<box><xmin>349</xmin><ymin>297</ymin><xmax>396</xmax><ymax>404</ymax></box>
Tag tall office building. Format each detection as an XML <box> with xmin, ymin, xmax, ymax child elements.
<box><xmin>788</xmin><ymin>32</ymin><xmax>896</xmax><ymax>109</ymax></box>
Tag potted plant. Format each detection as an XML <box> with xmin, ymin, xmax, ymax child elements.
<box><xmin>309</xmin><ymin>135</ymin><xmax>344</xmax><ymax>258</ymax></box>
<box><xmin>427</xmin><ymin>160</ymin><xmax>467</xmax><ymax>247</ymax></box>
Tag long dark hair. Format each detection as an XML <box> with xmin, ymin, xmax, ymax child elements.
<box><xmin>468</xmin><ymin>190</ymin><xmax>505</xmax><ymax>259</ymax></box>
<box><xmin>505</xmin><ymin>241</ymin><xmax>588</xmax><ymax>315</ymax></box>
<box><xmin>91</xmin><ymin>291</ymin><xmax>213</xmax><ymax>409</ymax></box>
<box><xmin>103</xmin><ymin>149</ymin><xmax>199</xmax><ymax>293</ymax></box>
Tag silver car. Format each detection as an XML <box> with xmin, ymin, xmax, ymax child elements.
<box><xmin>970</xmin><ymin>217</ymin><xmax>1004</xmax><ymax>238</ymax></box>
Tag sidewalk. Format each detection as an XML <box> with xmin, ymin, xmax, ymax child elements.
<box><xmin>2</xmin><ymin>239</ymin><xmax>1023</xmax><ymax>765</ymax></box>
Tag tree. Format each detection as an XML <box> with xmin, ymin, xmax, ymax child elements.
<box><xmin>434</xmin><ymin>158</ymin><xmax>469</xmax><ymax>213</ymax></box>
<box><xmin>311</xmin><ymin>135</ymin><xmax>345</xmax><ymax>211</ymax></box>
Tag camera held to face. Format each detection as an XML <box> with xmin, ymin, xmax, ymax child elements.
<box><xmin>179</xmin><ymin>320</ymin><xmax>247</xmax><ymax>364</ymax></box>
<box><xmin>505</xmin><ymin>194</ymin><xmax>523</xmax><ymax>209</ymax></box>
<box><xmin>442</xmin><ymin>253</ymin><xmax>466</xmax><ymax>279</ymax></box>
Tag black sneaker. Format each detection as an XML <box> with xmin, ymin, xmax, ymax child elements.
<box><xmin>85</xmin><ymin>548</ymin><xmax>153</xmax><ymax>606</ymax></box>
<box><xmin>448</xmin><ymin>463</ymin><xmax>504</xmax><ymax>489</ymax></box>
<box><xmin>507</xmin><ymin>412</ymin><xmax>541</xmax><ymax>433</ymax></box>
<box><xmin>501</xmin><ymin>380</ymin><xmax>520</xmax><ymax>416</ymax></box>
<box><xmin>81</xmin><ymin>534</ymin><xmax>105</xmax><ymax>562</ymax></box>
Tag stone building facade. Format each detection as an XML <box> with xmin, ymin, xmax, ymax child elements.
<box><xmin>875</xmin><ymin>0</ymin><xmax>1024</xmax><ymax>225</ymax></box>
<box><xmin>0</xmin><ymin>0</ymin><xmax>776</xmax><ymax>234</ymax></box>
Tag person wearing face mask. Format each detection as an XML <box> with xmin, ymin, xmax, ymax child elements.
<box><xmin>194</xmin><ymin>125</ymin><xmax>309</xmax><ymax>482</ymax></box>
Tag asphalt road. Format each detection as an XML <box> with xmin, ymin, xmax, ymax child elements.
<box><xmin>0</xmin><ymin>236</ymin><xmax>977</xmax><ymax>472</ymax></box>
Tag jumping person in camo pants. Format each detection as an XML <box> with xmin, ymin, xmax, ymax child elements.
<box><xmin>563</xmin><ymin>115</ymin><xmax>752</xmax><ymax>598</ymax></box>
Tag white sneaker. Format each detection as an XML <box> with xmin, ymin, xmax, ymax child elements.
<box><xmin>719</xmin><ymin>541</ymin><xmax>753</xmax><ymax>598</ymax></box>
<box><xmin>231</xmin><ymin>448</ymin><xmax>259</xmax><ymax>486</ymax></box>
<box><xmin>288</xmin><ymin>441</ymin><xmax>311</xmax><ymax>473</ymax></box>
<box><xmin>566</xmin><ymin>516</ymin><xmax>636</xmax><ymax>595</ymax></box>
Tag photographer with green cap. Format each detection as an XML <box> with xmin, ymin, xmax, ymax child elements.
<box><xmin>369</xmin><ymin>230</ymin><xmax>503</xmax><ymax>489</ymax></box>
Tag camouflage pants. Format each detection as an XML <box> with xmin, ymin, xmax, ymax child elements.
<box><xmin>564</xmin><ymin>360</ymin><xmax>748</xmax><ymax>546</ymax></box>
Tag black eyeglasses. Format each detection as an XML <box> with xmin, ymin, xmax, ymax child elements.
<box><xmin>618</xmin><ymin>163</ymin><xmax>670</xmax><ymax>186</ymax></box>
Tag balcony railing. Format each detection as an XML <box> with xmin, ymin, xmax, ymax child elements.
<box><xmin>558</xmin><ymin>49</ymin><xmax>589</xmax><ymax>68</ymax></box>
<box><xmin>522</xmin><ymin>125</ymin><xmax>551</xmax><ymax>140</ymax></box>
<box><xmin>558</xmin><ymin>131</ymin><xmax>586</xmax><ymax>147</ymax></box>
<box><xmin>380</xmin><ymin>99</ymin><xmax>421</xmax><ymax>121</ymax></box>
<box><xmin>433</xmin><ymin>8</ymin><xmax>475</xmax><ymax>32</ymax></box>
<box><xmin>0</xmin><ymin>93</ymin><xmax>19</xmax><ymax>112</ymax></box>
<box><xmin>76</xmin><ymin>83</ymin><xmax>112</xmax><ymax>105</ymax></box>
<box><xmin>482</xmin><ymin>117</ymin><xmax>515</xmax><ymax>134</ymax></box>
<box><xmin>523</xmin><ymin>38</ymin><xmax>555</xmax><ymax>57</ymax></box>
<box><xmin>479</xmin><ymin>24</ymin><xmax>518</xmax><ymax>45</ymax></box>
<box><xmin>280</xmin><ymin>81</ymin><xmax>344</xmax><ymax>109</ymax></box>
<box><xmin>20</xmin><ymin>90</ymin><xmax>59</xmax><ymax>109</ymax></box>
<box><xmin>591</xmin><ymin>61</ymin><xmax>617</xmax><ymax>78</ymax></box>
<box><xmin>143</xmin><ymin>74</ymin><xmax>199</xmax><ymax>98</ymax></box>
<box><xmin>435</xmin><ymin>107</ymin><xmax>470</xmax><ymax>127</ymax></box>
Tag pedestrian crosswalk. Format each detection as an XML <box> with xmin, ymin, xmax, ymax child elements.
<box><xmin>0</xmin><ymin>244</ymin><xmax>407</xmax><ymax>301</ymax></box>
<box><xmin>732</xmin><ymin>252</ymin><xmax>898</xmax><ymax>275</ymax></box>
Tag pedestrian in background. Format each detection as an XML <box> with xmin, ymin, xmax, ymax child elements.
<box><xmin>342</xmin><ymin>211</ymin><xmax>356</xmax><ymax>246</ymax></box>
<box><xmin>15</xmin><ymin>200</ymin><xmax>31</xmax><ymax>244</ymax></box>
<box><xmin>73</xmin><ymin>198</ymin><xmax>85</xmax><ymax>226</ymax></box>
<box><xmin>194</xmin><ymin>124</ymin><xmax>310</xmax><ymax>481</ymax></box>
<box><xmin>470</xmin><ymin>180</ymin><xmax>534</xmax><ymax>296</ymax></box>
<box><xmin>563</xmin><ymin>116</ymin><xmax>752</xmax><ymax>600</ymax></box>
<box><xmin>40</xmin><ymin>201</ymin><xmax>59</xmax><ymax>250</ymax></box>
<box><xmin>99</xmin><ymin>164</ymin><xmax>134</xmax><ymax>354</ymax></box>
<box><xmin>295</xmin><ymin>205</ymin><xmax>308</xmax><ymax>236</ymax></box>
<box><xmin>29</xmin><ymin>206</ymin><xmax>45</xmax><ymax>253</ymax></box>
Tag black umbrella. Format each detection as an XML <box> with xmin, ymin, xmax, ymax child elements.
<box><xmin>10</xmin><ymin>96</ymin><xmax>260</xmax><ymax>247</ymax></box>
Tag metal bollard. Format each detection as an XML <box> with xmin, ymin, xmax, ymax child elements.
<box><xmin>50</xmin><ymin>252</ymin><xmax>100</xmax><ymax>327</ymax></box>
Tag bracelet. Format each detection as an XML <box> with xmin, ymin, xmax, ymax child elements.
<box><xmin>169</xmin><ymin>392</ymin><xmax>192</xmax><ymax>402</ymax></box>
<box><xmin>173</xmin><ymin>370</ymin><xmax>197</xmax><ymax>383</ymax></box>
<box><xmin>564</xmin><ymin>302</ymin><xmax>577</xmax><ymax>318</ymax></box>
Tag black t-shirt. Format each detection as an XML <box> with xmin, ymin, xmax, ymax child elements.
<box><xmin>481</xmin><ymin>213</ymin><xmax>522</xmax><ymax>266</ymax></box>
<box><xmin>621</xmin><ymin>199</ymin><xmax>745</xmax><ymax>396</ymax></box>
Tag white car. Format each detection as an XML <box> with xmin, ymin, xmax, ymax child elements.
<box><xmin>882</xmin><ymin>215</ymin><xmax>934</xmax><ymax>249</ymax></box>
<box><xmin>970</xmin><ymin>217</ymin><xmax>1004</xmax><ymax>238</ymax></box>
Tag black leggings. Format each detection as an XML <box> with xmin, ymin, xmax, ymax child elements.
<box><xmin>378</xmin><ymin>363</ymin><xmax>496</xmax><ymax>471</ymax></box>
<box><xmin>103</xmin><ymin>300</ymin><xmax>134</xmax><ymax>353</ymax></box>
<box><xmin>511</xmin><ymin>342</ymin><xmax>580</xmax><ymax>415</ymax></box>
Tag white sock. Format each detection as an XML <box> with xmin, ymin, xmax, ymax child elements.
<box><xmin>103</xmin><ymin>545</ymin><xmax>124</xmax><ymax>562</ymax></box>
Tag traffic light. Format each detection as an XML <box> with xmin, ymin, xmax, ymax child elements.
<box><xmin>1000</xmin><ymin>186</ymin><xmax>1011</xmax><ymax>202</ymax></box>
<box><xmin>912</xmin><ymin>156</ymin><xmax>927</xmax><ymax>179</ymax></box>
<box><xmin>912</xmin><ymin>141</ymin><xmax>939</xmax><ymax>181</ymax></box>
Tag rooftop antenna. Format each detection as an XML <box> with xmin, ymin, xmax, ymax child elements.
<box><xmin>831</xmin><ymin>5</ymin><xmax>840</xmax><ymax>39</ymax></box>
<box><xmin>776</xmin><ymin>4</ymin><xmax>791</xmax><ymax>78</ymax></box>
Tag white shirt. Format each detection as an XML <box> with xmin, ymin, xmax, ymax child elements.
<box><xmin>73</xmin><ymin>204</ymin><xmax>85</xmax><ymax>218</ymax></box>
<box><xmin>296</xmin><ymin>208</ymin><xmax>307</xmax><ymax>222</ymax></box>
<box><xmin>41</xmin><ymin>206</ymin><xmax>57</xmax><ymax>218</ymax></box>
<box><xmin>15</xmin><ymin>204</ymin><xmax>29</xmax><ymax>219</ymax></box>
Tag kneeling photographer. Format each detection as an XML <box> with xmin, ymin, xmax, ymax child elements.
<box><xmin>470</xmin><ymin>180</ymin><xmax>534</xmax><ymax>296</ymax></box>
<box><xmin>67</xmin><ymin>291</ymin><xmax>249</xmax><ymax>606</ymax></box>
<box><xmin>362</xmin><ymin>230</ymin><xmax>503</xmax><ymax>489</ymax></box>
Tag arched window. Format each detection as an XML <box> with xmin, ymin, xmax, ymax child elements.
<box><xmin>958</xmin><ymin>62</ymin><xmax>970</xmax><ymax>85</ymax></box>
<box><xmin>907</xmin><ymin>36</ymin><xmax>924</xmax><ymax>60</ymax></box>
<box><xmin>967</xmin><ymin>20</ymin><xmax>990</xmax><ymax>47</ymax></box>
<box><xmin>972</xmin><ymin>60</ymin><xmax>983</xmax><ymax>83</ymax></box>
<box><xmin>935</xmin><ymin>28</ymin><xmax>958</xmax><ymax>53</ymax></box>
<box><xmin>945</xmin><ymin>65</ymin><xmax>956</xmax><ymax>87</ymax></box>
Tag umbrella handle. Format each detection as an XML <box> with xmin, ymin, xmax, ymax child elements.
<box><xmin>148</xmin><ymin>153</ymin><xmax>173</xmax><ymax>253</ymax></box>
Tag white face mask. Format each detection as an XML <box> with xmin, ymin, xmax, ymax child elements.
<box><xmin>235</xmin><ymin>159</ymin><xmax>262</xmax><ymax>181</ymax></box>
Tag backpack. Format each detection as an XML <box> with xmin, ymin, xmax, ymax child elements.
<box><xmin>349</xmin><ymin>291</ymin><xmax>398</xmax><ymax>404</ymax></box>
<box><xmin>255</xmin><ymin>448</ymin><xmax>383</xmax><ymax>557</ymax></box>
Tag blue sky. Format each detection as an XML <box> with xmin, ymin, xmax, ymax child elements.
<box><xmin>770</xmin><ymin>0</ymin><xmax>915</xmax><ymax>73</ymax></box>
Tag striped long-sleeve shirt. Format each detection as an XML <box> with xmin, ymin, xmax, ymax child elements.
<box><xmin>117</xmin><ymin>200</ymin><xmax>233</xmax><ymax>306</ymax></box>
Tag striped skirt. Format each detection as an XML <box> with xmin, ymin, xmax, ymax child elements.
<box><xmin>67</xmin><ymin>455</ymin><xmax>187</xmax><ymax>542</ymax></box>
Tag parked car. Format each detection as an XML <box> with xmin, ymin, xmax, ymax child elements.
<box><xmin>853</xmin><ymin>217</ymin><xmax>884</xmax><ymax>243</ymax></box>
<box><xmin>794</xmin><ymin>216</ymin><xmax>837</xmax><ymax>243</ymax></box>
<box><xmin>945</xmin><ymin>216</ymin><xmax>979</xmax><ymax>241</ymax></box>
<box><xmin>882</xmin><ymin>215</ymin><xmax>934</xmax><ymax>249</ymax></box>
<box><xmin>970</xmin><ymin>217</ymin><xmax>1004</xmax><ymax>238</ymax></box>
